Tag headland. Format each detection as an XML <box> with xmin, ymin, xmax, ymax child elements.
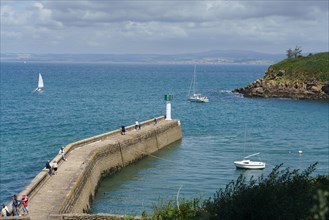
<box><xmin>233</xmin><ymin>52</ymin><xmax>329</xmax><ymax>100</ymax></box>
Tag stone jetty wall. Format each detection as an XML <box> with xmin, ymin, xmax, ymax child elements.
<box><xmin>8</xmin><ymin>117</ymin><xmax>182</xmax><ymax>219</ymax></box>
<box><xmin>59</xmin><ymin>118</ymin><xmax>182</xmax><ymax>214</ymax></box>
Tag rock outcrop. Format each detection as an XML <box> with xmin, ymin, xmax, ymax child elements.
<box><xmin>233</xmin><ymin>78</ymin><xmax>329</xmax><ymax>100</ymax></box>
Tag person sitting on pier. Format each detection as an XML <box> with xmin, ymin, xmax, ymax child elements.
<box><xmin>135</xmin><ymin>121</ymin><xmax>139</xmax><ymax>130</ymax></box>
<box><xmin>153</xmin><ymin>117</ymin><xmax>157</xmax><ymax>125</ymax></box>
<box><xmin>46</xmin><ymin>160</ymin><xmax>53</xmax><ymax>175</ymax></box>
<box><xmin>52</xmin><ymin>161</ymin><xmax>58</xmax><ymax>175</ymax></box>
<box><xmin>121</xmin><ymin>126</ymin><xmax>126</xmax><ymax>135</ymax></box>
<box><xmin>1</xmin><ymin>204</ymin><xmax>10</xmax><ymax>217</ymax></box>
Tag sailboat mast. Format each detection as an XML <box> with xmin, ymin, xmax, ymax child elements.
<box><xmin>243</xmin><ymin>126</ymin><xmax>246</xmax><ymax>154</ymax></box>
<box><xmin>193</xmin><ymin>65</ymin><xmax>196</xmax><ymax>94</ymax></box>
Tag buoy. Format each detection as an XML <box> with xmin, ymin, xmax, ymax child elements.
<box><xmin>298</xmin><ymin>150</ymin><xmax>303</xmax><ymax>154</ymax></box>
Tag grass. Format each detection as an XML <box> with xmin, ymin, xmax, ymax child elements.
<box><xmin>265</xmin><ymin>52</ymin><xmax>329</xmax><ymax>82</ymax></box>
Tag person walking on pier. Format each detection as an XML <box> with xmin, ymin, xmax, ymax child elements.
<box><xmin>59</xmin><ymin>147</ymin><xmax>67</xmax><ymax>161</ymax></box>
<box><xmin>153</xmin><ymin>117</ymin><xmax>157</xmax><ymax>125</ymax></box>
<box><xmin>135</xmin><ymin>121</ymin><xmax>139</xmax><ymax>130</ymax></box>
<box><xmin>21</xmin><ymin>194</ymin><xmax>29</xmax><ymax>216</ymax></box>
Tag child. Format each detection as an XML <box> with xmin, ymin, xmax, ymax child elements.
<box><xmin>21</xmin><ymin>194</ymin><xmax>29</xmax><ymax>216</ymax></box>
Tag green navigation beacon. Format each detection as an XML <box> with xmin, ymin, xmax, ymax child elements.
<box><xmin>164</xmin><ymin>94</ymin><xmax>173</xmax><ymax>120</ymax></box>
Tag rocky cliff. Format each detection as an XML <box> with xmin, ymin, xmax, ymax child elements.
<box><xmin>233</xmin><ymin>52</ymin><xmax>329</xmax><ymax>100</ymax></box>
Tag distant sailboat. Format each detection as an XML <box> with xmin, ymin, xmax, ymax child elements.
<box><xmin>34</xmin><ymin>73</ymin><xmax>44</xmax><ymax>92</ymax></box>
<box><xmin>187</xmin><ymin>65</ymin><xmax>209</xmax><ymax>103</ymax></box>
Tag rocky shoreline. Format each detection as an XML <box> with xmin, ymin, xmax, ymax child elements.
<box><xmin>233</xmin><ymin>78</ymin><xmax>329</xmax><ymax>100</ymax></box>
<box><xmin>234</xmin><ymin>59</ymin><xmax>329</xmax><ymax>101</ymax></box>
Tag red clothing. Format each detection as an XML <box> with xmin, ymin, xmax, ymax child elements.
<box><xmin>22</xmin><ymin>197</ymin><xmax>28</xmax><ymax>207</ymax></box>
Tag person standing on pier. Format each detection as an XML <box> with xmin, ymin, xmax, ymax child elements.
<box><xmin>12</xmin><ymin>194</ymin><xmax>20</xmax><ymax>216</ymax></box>
<box><xmin>21</xmin><ymin>194</ymin><xmax>29</xmax><ymax>216</ymax></box>
<box><xmin>59</xmin><ymin>147</ymin><xmax>67</xmax><ymax>161</ymax></box>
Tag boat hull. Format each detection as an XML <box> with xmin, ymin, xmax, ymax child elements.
<box><xmin>188</xmin><ymin>98</ymin><xmax>209</xmax><ymax>103</ymax></box>
<box><xmin>234</xmin><ymin>160</ymin><xmax>265</xmax><ymax>169</ymax></box>
<box><xmin>188</xmin><ymin>94</ymin><xmax>209</xmax><ymax>103</ymax></box>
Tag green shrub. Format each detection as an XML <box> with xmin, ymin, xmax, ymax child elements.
<box><xmin>145</xmin><ymin>164</ymin><xmax>328</xmax><ymax>220</ymax></box>
<box><xmin>202</xmin><ymin>163</ymin><xmax>329</xmax><ymax>220</ymax></box>
<box><xmin>150</xmin><ymin>197</ymin><xmax>203</xmax><ymax>220</ymax></box>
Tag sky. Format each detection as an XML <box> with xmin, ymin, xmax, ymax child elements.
<box><xmin>1</xmin><ymin>0</ymin><xmax>328</xmax><ymax>54</ymax></box>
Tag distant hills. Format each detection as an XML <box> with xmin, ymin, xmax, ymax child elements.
<box><xmin>0</xmin><ymin>50</ymin><xmax>285</xmax><ymax>64</ymax></box>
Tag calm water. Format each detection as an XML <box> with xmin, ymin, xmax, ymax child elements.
<box><xmin>0</xmin><ymin>63</ymin><xmax>328</xmax><ymax>215</ymax></box>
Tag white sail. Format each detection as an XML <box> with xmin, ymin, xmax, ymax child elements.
<box><xmin>38</xmin><ymin>74</ymin><xmax>44</xmax><ymax>89</ymax></box>
<box><xmin>33</xmin><ymin>73</ymin><xmax>44</xmax><ymax>92</ymax></box>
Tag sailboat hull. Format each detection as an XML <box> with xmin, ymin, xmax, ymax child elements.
<box><xmin>188</xmin><ymin>94</ymin><xmax>209</xmax><ymax>103</ymax></box>
<box><xmin>188</xmin><ymin>97</ymin><xmax>209</xmax><ymax>103</ymax></box>
<box><xmin>234</xmin><ymin>160</ymin><xmax>266</xmax><ymax>169</ymax></box>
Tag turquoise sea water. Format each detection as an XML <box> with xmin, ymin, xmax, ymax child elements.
<box><xmin>0</xmin><ymin>63</ymin><xmax>328</xmax><ymax>214</ymax></box>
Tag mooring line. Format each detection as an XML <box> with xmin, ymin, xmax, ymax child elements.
<box><xmin>132</xmin><ymin>148</ymin><xmax>181</xmax><ymax>164</ymax></box>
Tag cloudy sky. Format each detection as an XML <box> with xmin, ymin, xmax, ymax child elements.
<box><xmin>1</xmin><ymin>0</ymin><xmax>328</xmax><ymax>54</ymax></box>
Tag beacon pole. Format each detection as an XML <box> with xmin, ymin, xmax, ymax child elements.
<box><xmin>164</xmin><ymin>94</ymin><xmax>173</xmax><ymax>120</ymax></box>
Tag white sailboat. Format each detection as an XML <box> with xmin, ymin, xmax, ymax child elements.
<box><xmin>34</xmin><ymin>73</ymin><xmax>44</xmax><ymax>92</ymax></box>
<box><xmin>234</xmin><ymin>128</ymin><xmax>265</xmax><ymax>170</ymax></box>
<box><xmin>234</xmin><ymin>153</ymin><xmax>266</xmax><ymax>169</ymax></box>
<box><xmin>187</xmin><ymin>65</ymin><xmax>209</xmax><ymax>103</ymax></box>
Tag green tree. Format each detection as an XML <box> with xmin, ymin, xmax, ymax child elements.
<box><xmin>286</xmin><ymin>48</ymin><xmax>294</xmax><ymax>58</ymax></box>
<box><xmin>294</xmin><ymin>45</ymin><xmax>302</xmax><ymax>58</ymax></box>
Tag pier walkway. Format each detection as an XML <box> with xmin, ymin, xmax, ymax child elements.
<box><xmin>21</xmin><ymin>118</ymin><xmax>179</xmax><ymax>220</ymax></box>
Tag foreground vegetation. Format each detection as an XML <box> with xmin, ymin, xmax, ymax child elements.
<box><xmin>265</xmin><ymin>52</ymin><xmax>329</xmax><ymax>82</ymax></box>
<box><xmin>142</xmin><ymin>163</ymin><xmax>329</xmax><ymax>220</ymax></box>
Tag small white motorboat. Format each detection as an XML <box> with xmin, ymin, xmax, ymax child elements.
<box><xmin>234</xmin><ymin>153</ymin><xmax>266</xmax><ymax>170</ymax></box>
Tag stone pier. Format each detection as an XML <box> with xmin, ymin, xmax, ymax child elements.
<box><xmin>8</xmin><ymin>117</ymin><xmax>182</xmax><ymax>220</ymax></box>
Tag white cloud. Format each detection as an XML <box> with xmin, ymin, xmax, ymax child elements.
<box><xmin>0</xmin><ymin>0</ymin><xmax>328</xmax><ymax>54</ymax></box>
<box><xmin>1</xmin><ymin>5</ymin><xmax>32</xmax><ymax>25</ymax></box>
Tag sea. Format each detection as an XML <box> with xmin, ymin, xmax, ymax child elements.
<box><xmin>0</xmin><ymin>62</ymin><xmax>328</xmax><ymax>215</ymax></box>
